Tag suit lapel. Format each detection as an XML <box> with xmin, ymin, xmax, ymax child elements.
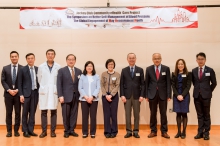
<box><xmin>73</xmin><ymin>67</ymin><xmax>78</xmax><ymax>83</ymax></box>
<box><xmin>51</xmin><ymin>64</ymin><xmax>58</xmax><ymax>74</ymax></box>
<box><xmin>133</xmin><ymin>66</ymin><xmax>138</xmax><ymax>79</ymax></box>
<box><xmin>159</xmin><ymin>65</ymin><xmax>163</xmax><ymax>81</ymax></box>
<box><xmin>194</xmin><ymin>67</ymin><xmax>199</xmax><ymax>81</ymax></box>
<box><xmin>43</xmin><ymin>63</ymin><xmax>50</xmax><ymax>73</ymax></box>
<box><xmin>126</xmin><ymin>66</ymin><xmax>133</xmax><ymax>79</ymax></box>
<box><xmin>151</xmin><ymin>65</ymin><xmax>157</xmax><ymax>81</ymax></box>
<box><xmin>16</xmin><ymin>64</ymin><xmax>22</xmax><ymax>82</ymax></box>
<box><xmin>25</xmin><ymin>65</ymin><xmax>31</xmax><ymax>79</ymax></box>
<box><xmin>201</xmin><ymin>66</ymin><xmax>207</xmax><ymax>80</ymax></box>
<box><xmin>65</xmin><ymin>66</ymin><xmax>73</xmax><ymax>83</ymax></box>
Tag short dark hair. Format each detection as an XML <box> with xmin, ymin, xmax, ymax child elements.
<box><xmin>105</xmin><ymin>59</ymin><xmax>115</xmax><ymax>69</ymax></box>
<box><xmin>127</xmin><ymin>53</ymin><xmax>136</xmax><ymax>58</ymax></box>
<box><xmin>46</xmin><ymin>49</ymin><xmax>56</xmax><ymax>55</ymax></box>
<box><xmin>66</xmin><ymin>54</ymin><xmax>76</xmax><ymax>60</ymax></box>
<box><xmin>26</xmin><ymin>53</ymin><xmax>35</xmax><ymax>59</ymax></box>
<box><xmin>196</xmin><ymin>52</ymin><xmax>206</xmax><ymax>59</ymax></box>
<box><xmin>10</xmin><ymin>51</ymin><xmax>19</xmax><ymax>57</ymax></box>
<box><xmin>83</xmin><ymin>61</ymin><xmax>96</xmax><ymax>76</ymax></box>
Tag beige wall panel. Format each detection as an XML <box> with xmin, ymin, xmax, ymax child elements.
<box><xmin>0</xmin><ymin>8</ymin><xmax>219</xmax><ymax>126</ymax></box>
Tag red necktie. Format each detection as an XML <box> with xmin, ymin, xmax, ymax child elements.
<box><xmin>199</xmin><ymin>67</ymin><xmax>203</xmax><ymax>80</ymax></box>
<box><xmin>156</xmin><ymin>67</ymin><xmax>159</xmax><ymax>80</ymax></box>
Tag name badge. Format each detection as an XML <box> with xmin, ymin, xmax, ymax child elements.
<box><xmin>162</xmin><ymin>72</ymin><xmax>166</xmax><ymax>75</ymax></box>
<box><xmin>136</xmin><ymin>73</ymin><xmax>140</xmax><ymax>76</ymax></box>
<box><xmin>112</xmin><ymin>77</ymin><xmax>116</xmax><ymax>80</ymax></box>
<box><xmin>78</xmin><ymin>75</ymin><xmax>81</xmax><ymax>79</ymax></box>
<box><xmin>182</xmin><ymin>74</ymin><xmax>186</xmax><ymax>77</ymax></box>
<box><xmin>205</xmin><ymin>73</ymin><xmax>210</xmax><ymax>76</ymax></box>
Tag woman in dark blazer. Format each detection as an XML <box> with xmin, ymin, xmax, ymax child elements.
<box><xmin>171</xmin><ymin>59</ymin><xmax>192</xmax><ymax>139</ymax></box>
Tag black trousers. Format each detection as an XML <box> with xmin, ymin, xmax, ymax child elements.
<box><xmin>194</xmin><ymin>94</ymin><xmax>211</xmax><ymax>136</ymax></box>
<box><xmin>4</xmin><ymin>95</ymin><xmax>21</xmax><ymax>132</ymax></box>
<box><xmin>22</xmin><ymin>90</ymin><xmax>39</xmax><ymax>133</ymax></box>
<box><xmin>81</xmin><ymin>101</ymin><xmax>98</xmax><ymax>135</ymax></box>
<box><xmin>41</xmin><ymin>109</ymin><xmax>57</xmax><ymax>132</ymax></box>
<box><xmin>61</xmin><ymin>95</ymin><xmax>79</xmax><ymax>134</ymax></box>
<box><xmin>102</xmin><ymin>93</ymin><xmax>119</xmax><ymax>136</ymax></box>
<box><xmin>149</xmin><ymin>91</ymin><xmax>168</xmax><ymax>133</ymax></box>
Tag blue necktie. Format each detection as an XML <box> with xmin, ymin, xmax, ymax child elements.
<box><xmin>12</xmin><ymin>65</ymin><xmax>16</xmax><ymax>88</ymax></box>
<box><xmin>130</xmin><ymin>67</ymin><xmax>134</xmax><ymax>78</ymax></box>
<box><xmin>30</xmin><ymin>67</ymin><xmax>35</xmax><ymax>90</ymax></box>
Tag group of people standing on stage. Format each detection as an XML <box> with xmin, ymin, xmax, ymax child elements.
<box><xmin>1</xmin><ymin>49</ymin><xmax>217</xmax><ymax>141</ymax></box>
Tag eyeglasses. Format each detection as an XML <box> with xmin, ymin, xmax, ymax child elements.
<box><xmin>197</xmin><ymin>58</ymin><xmax>205</xmax><ymax>61</ymax></box>
<box><xmin>153</xmin><ymin>58</ymin><xmax>161</xmax><ymax>60</ymax></box>
<box><xmin>67</xmin><ymin>59</ymin><xmax>75</xmax><ymax>61</ymax></box>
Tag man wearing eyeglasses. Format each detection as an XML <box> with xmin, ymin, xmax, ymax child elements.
<box><xmin>192</xmin><ymin>52</ymin><xmax>217</xmax><ymax>140</ymax></box>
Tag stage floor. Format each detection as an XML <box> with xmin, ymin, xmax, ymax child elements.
<box><xmin>0</xmin><ymin>126</ymin><xmax>220</xmax><ymax>146</ymax></box>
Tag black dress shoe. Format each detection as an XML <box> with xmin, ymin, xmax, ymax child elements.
<box><xmin>204</xmin><ymin>135</ymin><xmax>210</xmax><ymax>140</ymax></box>
<box><xmin>82</xmin><ymin>135</ymin><xmax>88</xmax><ymax>138</ymax></box>
<box><xmin>23</xmin><ymin>132</ymin><xmax>30</xmax><ymax>138</ymax></box>
<box><xmin>69</xmin><ymin>132</ymin><xmax>79</xmax><ymax>137</ymax></box>
<box><xmin>51</xmin><ymin>131</ymin><xmax>56</xmax><ymax>137</ymax></box>
<box><xmin>124</xmin><ymin>133</ymin><xmax>132</xmax><ymax>138</ymax></box>
<box><xmin>105</xmin><ymin>134</ymin><xmax>111</xmax><ymax>138</ymax></box>
<box><xmin>14</xmin><ymin>131</ymin><xmax>20</xmax><ymax>137</ymax></box>
<box><xmin>64</xmin><ymin>133</ymin><xmax>69</xmax><ymax>138</ymax></box>
<box><xmin>6</xmin><ymin>132</ymin><xmax>12</xmax><ymax>137</ymax></box>
<box><xmin>29</xmin><ymin>132</ymin><xmax>38</xmax><ymax>136</ymax></box>
<box><xmin>133</xmin><ymin>133</ymin><xmax>140</xmax><ymax>138</ymax></box>
<box><xmin>181</xmin><ymin>133</ymin><xmax>186</xmax><ymax>139</ymax></box>
<box><xmin>174</xmin><ymin>133</ymin><xmax>181</xmax><ymax>138</ymax></box>
<box><xmin>91</xmin><ymin>135</ymin><xmax>95</xmax><ymax>138</ymax></box>
<box><xmin>194</xmin><ymin>133</ymin><xmax>203</xmax><ymax>139</ymax></box>
<box><xmin>110</xmin><ymin>134</ymin><xmax>116</xmax><ymax>138</ymax></box>
<box><xmin>39</xmin><ymin>131</ymin><xmax>47</xmax><ymax>138</ymax></box>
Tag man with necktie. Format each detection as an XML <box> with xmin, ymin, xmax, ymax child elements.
<box><xmin>120</xmin><ymin>53</ymin><xmax>145</xmax><ymax>138</ymax></box>
<box><xmin>1</xmin><ymin>51</ymin><xmax>23</xmax><ymax>137</ymax></box>
<box><xmin>18</xmin><ymin>53</ymin><xmax>39</xmax><ymax>138</ymax></box>
<box><xmin>192</xmin><ymin>52</ymin><xmax>217</xmax><ymax>140</ymax></box>
<box><xmin>145</xmin><ymin>53</ymin><xmax>171</xmax><ymax>139</ymax></box>
<box><xmin>57</xmin><ymin>54</ymin><xmax>82</xmax><ymax>138</ymax></box>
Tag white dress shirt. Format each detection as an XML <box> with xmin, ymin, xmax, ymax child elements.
<box><xmin>28</xmin><ymin>65</ymin><xmax>37</xmax><ymax>89</ymax></box>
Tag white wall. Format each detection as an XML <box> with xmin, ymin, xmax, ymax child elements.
<box><xmin>0</xmin><ymin>2</ymin><xmax>219</xmax><ymax>125</ymax></box>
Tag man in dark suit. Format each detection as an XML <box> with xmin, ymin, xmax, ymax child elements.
<box><xmin>1</xmin><ymin>51</ymin><xmax>23</xmax><ymax>137</ymax></box>
<box><xmin>145</xmin><ymin>53</ymin><xmax>171</xmax><ymax>139</ymax></box>
<box><xmin>120</xmin><ymin>53</ymin><xmax>145</xmax><ymax>138</ymax></box>
<box><xmin>18</xmin><ymin>53</ymin><xmax>39</xmax><ymax>138</ymax></box>
<box><xmin>57</xmin><ymin>54</ymin><xmax>82</xmax><ymax>138</ymax></box>
<box><xmin>192</xmin><ymin>52</ymin><xmax>217</xmax><ymax>140</ymax></box>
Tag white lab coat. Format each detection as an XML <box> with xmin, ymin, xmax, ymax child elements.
<box><xmin>37</xmin><ymin>62</ymin><xmax>61</xmax><ymax>110</ymax></box>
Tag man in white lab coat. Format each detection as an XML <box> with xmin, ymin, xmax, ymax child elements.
<box><xmin>37</xmin><ymin>49</ymin><xmax>61</xmax><ymax>138</ymax></box>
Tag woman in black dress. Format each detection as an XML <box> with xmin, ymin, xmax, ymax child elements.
<box><xmin>171</xmin><ymin>59</ymin><xmax>192</xmax><ymax>139</ymax></box>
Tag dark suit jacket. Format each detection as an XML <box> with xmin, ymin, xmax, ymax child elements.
<box><xmin>57</xmin><ymin>66</ymin><xmax>82</xmax><ymax>103</ymax></box>
<box><xmin>192</xmin><ymin>66</ymin><xmax>217</xmax><ymax>99</ymax></box>
<box><xmin>145</xmin><ymin>64</ymin><xmax>171</xmax><ymax>100</ymax></box>
<box><xmin>120</xmin><ymin>66</ymin><xmax>145</xmax><ymax>99</ymax></box>
<box><xmin>171</xmin><ymin>72</ymin><xmax>192</xmax><ymax>98</ymax></box>
<box><xmin>1</xmin><ymin>64</ymin><xmax>23</xmax><ymax>97</ymax></box>
<box><xmin>18</xmin><ymin>65</ymin><xmax>39</xmax><ymax>97</ymax></box>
